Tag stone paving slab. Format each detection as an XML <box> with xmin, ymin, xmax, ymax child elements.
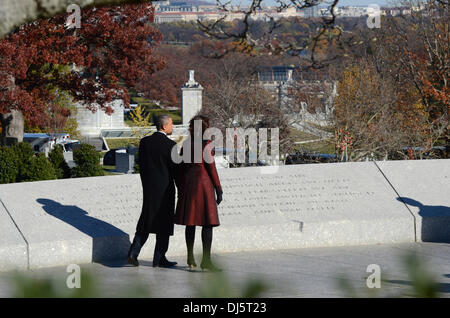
<box><xmin>0</xmin><ymin>243</ymin><xmax>448</xmax><ymax>298</ymax></box>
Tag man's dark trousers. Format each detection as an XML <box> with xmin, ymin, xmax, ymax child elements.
<box><xmin>128</xmin><ymin>232</ymin><xmax>169</xmax><ymax>263</ymax></box>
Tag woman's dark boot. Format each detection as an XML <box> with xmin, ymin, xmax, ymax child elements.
<box><xmin>186</xmin><ymin>226</ymin><xmax>197</xmax><ymax>270</ymax></box>
<box><xmin>200</xmin><ymin>259</ymin><xmax>222</xmax><ymax>272</ymax></box>
<box><xmin>200</xmin><ymin>226</ymin><xmax>222</xmax><ymax>272</ymax></box>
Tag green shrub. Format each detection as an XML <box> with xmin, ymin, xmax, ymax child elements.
<box><xmin>12</xmin><ymin>142</ymin><xmax>35</xmax><ymax>181</ymax></box>
<box><xmin>72</xmin><ymin>143</ymin><xmax>104</xmax><ymax>178</ymax></box>
<box><xmin>12</xmin><ymin>142</ymin><xmax>34</xmax><ymax>163</ymax></box>
<box><xmin>48</xmin><ymin>145</ymin><xmax>71</xmax><ymax>179</ymax></box>
<box><xmin>21</xmin><ymin>154</ymin><xmax>57</xmax><ymax>182</ymax></box>
<box><xmin>133</xmin><ymin>151</ymin><xmax>140</xmax><ymax>174</ymax></box>
<box><xmin>0</xmin><ymin>146</ymin><xmax>18</xmax><ymax>184</ymax></box>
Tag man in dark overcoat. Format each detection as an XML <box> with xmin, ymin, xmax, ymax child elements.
<box><xmin>127</xmin><ymin>114</ymin><xmax>178</xmax><ymax>267</ymax></box>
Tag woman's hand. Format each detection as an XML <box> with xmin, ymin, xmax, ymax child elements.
<box><xmin>216</xmin><ymin>189</ymin><xmax>223</xmax><ymax>205</ymax></box>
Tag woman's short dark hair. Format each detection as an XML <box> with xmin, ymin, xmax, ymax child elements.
<box><xmin>188</xmin><ymin>115</ymin><xmax>210</xmax><ymax>138</ymax></box>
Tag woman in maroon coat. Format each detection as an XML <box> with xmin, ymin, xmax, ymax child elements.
<box><xmin>174</xmin><ymin>115</ymin><xmax>223</xmax><ymax>271</ymax></box>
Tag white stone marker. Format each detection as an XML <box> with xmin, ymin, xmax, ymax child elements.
<box><xmin>0</xmin><ymin>160</ymin><xmax>425</xmax><ymax>270</ymax></box>
<box><xmin>212</xmin><ymin>162</ymin><xmax>415</xmax><ymax>253</ymax></box>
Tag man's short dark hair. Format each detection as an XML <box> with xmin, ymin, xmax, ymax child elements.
<box><xmin>155</xmin><ymin>114</ymin><xmax>171</xmax><ymax>131</ymax></box>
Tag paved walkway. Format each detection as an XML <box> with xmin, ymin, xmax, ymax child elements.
<box><xmin>1</xmin><ymin>242</ymin><xmax>449</xmax><ymax>298</ymax></box>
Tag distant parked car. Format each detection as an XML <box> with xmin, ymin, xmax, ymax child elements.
<box><xmin>402</xmin><ymin>146</ymin><xmax>447</xmax><ymax>159</ymax></box>
<box><xmin>23</xmin><ymin>133</ymin><xmax>51</xmax><ymax>154</ymax></box>
<box><xmin>286</xmin><ymin>151</ymin><xmax>338</xmax><ymax>164</ymax></box>
<box><xmin>23</xmin><ymin>132</ymin><xmax>79</xmax><ymax>155</ymax></box>
<box><xmin>49</xmin><ymin>133</ymin><xmax>71</xmax><ymax>144</ymax></box>
<box><xmin>62</xmin><ymin>141</ymin><xmax>80</xmax><ymax>152</ymax></box>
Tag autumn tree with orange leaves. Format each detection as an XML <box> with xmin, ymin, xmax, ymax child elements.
<box><xmin>334</xmin><ymin>1</ymin><xmax>448</xmax><ymax>161</ymax></box>
<box><xmin>0</xmin><ymin>4</ymin><xmax>164</xmax><ymax>145</ymax></box>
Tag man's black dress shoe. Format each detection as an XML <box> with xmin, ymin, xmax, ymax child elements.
<box><xmin>128</xmin><ymin>256</ymin><xmax>139</xmax><ymax>267</ymax></box>
<box><xmin>153</xmin><ymin>257</ymin><xmax>177</xmax><ymax>268</ymax></box>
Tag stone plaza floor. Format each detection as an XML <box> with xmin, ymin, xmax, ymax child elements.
<box><xmin>0</xmin><ymin>242</ymin><xmax>449</xmax><ymax>298</ymax></box>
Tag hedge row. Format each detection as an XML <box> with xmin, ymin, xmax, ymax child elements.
<box><xmin>0</xmin><ymin>142</ymin><xmax>104</xmax><ymax>184</ymax></box>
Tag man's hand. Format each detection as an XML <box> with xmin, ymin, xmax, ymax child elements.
<box><xmin>216</xmin><ymin>189</ymin><xmax>223</xmax><ymax>205</ymax></box>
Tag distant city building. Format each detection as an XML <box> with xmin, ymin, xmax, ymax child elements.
<box><xmin>257</xmin><ymin>65</ymin><xmax>336</xmax><ymax>131</ymax></box>
<box><xmin>381</xmin><ymin>7</ymin><xmax>414</xmax><ymax>16</ymax></box>
<box><xmin>336</xmin><ymin>6</ymin><xmax>369</xmax><ymax>17</ymax></box>
<box><xmin>300</xmin><ymin>6</ymin><xmax>320</xmax><ymax>18</ymax></box>
<box><xmin>257</xmin><ymin>65</ymin><xmax>297</xmax><ymax>110</ymax></box>
<box><xmin>154</xmin><ymin>2</ymin><xmax>413</xmax><ymax>23</ymax></box>
<box><xmin>257</xmin><ymin>65</ymin><xmax>296</xmax><ymax>83</ymax></box>
<box><xmin>154</xmin><ymin>3</ymin><xmax>298</xmax><ymax>23</ymax></box>
<box><xmin>158</xmin><ymin>1</ymin><xmax>199</xmax><ymax>12</ymax></box>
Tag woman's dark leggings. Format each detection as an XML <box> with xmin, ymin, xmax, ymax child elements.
<box><xmin>185</xmin><ymin>225</ymin><xmax>213</xmax><ymax>263</ymax></box>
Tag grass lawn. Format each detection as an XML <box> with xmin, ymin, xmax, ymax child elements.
<box><xmin>289</xmin><ymin>128</ymin><xmax>320</xmax><ymax>142</ymax></box>
<box><xmin>305</xmin><ymin>121</ymin><xmax>335</xmax><ymax>134</ymax></box>
<box><xmin>125</xmin><ymin>109</ymin><xmax>181</xmax><ymax>126</ymax></box>
<box><xmin>295</xmin><ymin>140</ymin><xmax>336</xmax><ymax>154</ymax></box>
<box><xmin>105</xmin><ymin>138</ymin><xmax>139</xmax><ymax>149</ymax></box>
<box><xmin>102</xmin><ymin>165</ymin><xmax>120</xmax><ymax>175</ymax></box>
<box><xmin>124</xmin><ymin>119</ymin><xmax>136</xmax><ymax>127</ymax></box>
<box><xmin>130</xmin><ymin>96</ymin><xmax>154</xmax><ymax>104</ymax></box>
<box><xmin>289</xmin><ymin>128</ymin><xmax>336</xmax><ymax>154</ymax></box>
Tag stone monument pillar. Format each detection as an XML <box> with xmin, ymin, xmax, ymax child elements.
<box><xmin>0</xmin><ymin>109</ymin><xmax>24</xmax><ymax>146</ymax></box>
<box><xmin>0</xmin><ymin>73</ymin><xmax>24</xmax><ymax>146</ymax></box>
<box><xmin>181</xmin><ymin>70</ymin><xmax>203</xmax><ymax>125</ymax></box>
